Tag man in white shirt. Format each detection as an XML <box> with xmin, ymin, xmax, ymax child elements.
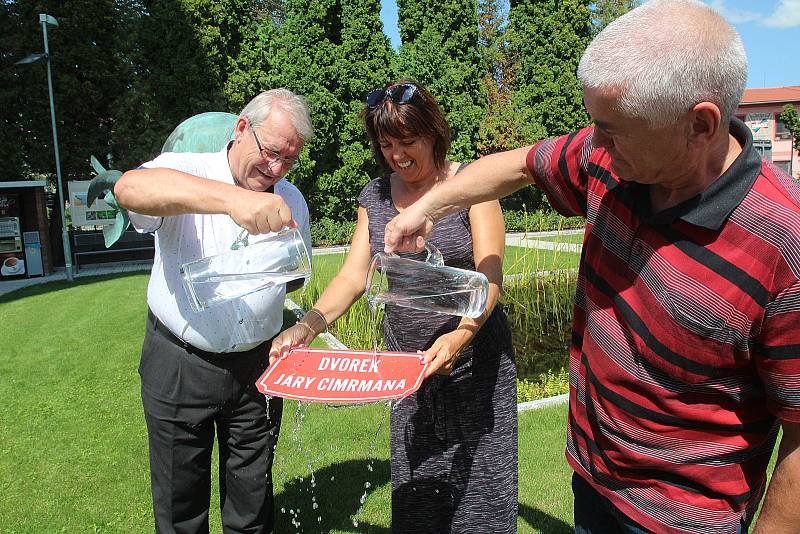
<box><xmin>114</xmin><ymin>89</ymin><xmax>313</xmax><ymax>534</ymax></box>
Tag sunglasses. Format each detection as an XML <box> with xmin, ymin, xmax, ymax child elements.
<box><xmin>365</xmin><ymin>83</ymin><xmax>420</xmax><ymax>109</ymax></box>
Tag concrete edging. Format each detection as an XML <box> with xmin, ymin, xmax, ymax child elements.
<box><xmin>517</xmin><ymin>393</ymin><xmax>569</xmax><ymax>412</ymax></box>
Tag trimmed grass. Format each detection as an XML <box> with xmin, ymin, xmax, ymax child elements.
<box><xmin>504</xmin><ymin>245</ymin><xmax>581</xmax><ymax>274</ymax></box>
<box><xmin>0</xmin><ymin>275</ymin><xmax>574</xmax><ymax>533</ymax></box>
<box><xmin>533</xmin><ymin>233</ymin><xmax>585</xmax><ymax>245</ymax></box>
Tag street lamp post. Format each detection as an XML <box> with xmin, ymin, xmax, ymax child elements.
<box><xmin>16</xmin><ymin>14</ymin><xmax>73</xmax><ymax>281</ymax></box>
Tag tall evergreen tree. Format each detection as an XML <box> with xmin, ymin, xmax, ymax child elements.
<box><xmin>396</xmin><ymin>0</ymin><xmax>485</xmax><ymax>162</ymax></box>
<box><xmin>1</xmin><ymin>0</ymin><xmax>129</xmax><ymax>180</ymax></box>
<box><xmin>224</xmin><ymin>8</ymin><xmax>282</xmax><ymax>111</ymax></box>
<box><xmin>508</xmin><ymin>0</ymin><xmax>591</xmax><ymax>140</ymax></box>
<box><xmin>477</xmin><ymin>0</ymin><xmax>527</xmax><ymax>155</ymax></box>
<box><xmin>263</xmin><ymin>0</ymin><xmax>394</xmax><ymax>220</ymax></box>
<box><xmin>263</xmin><ymin>0</ymin><xmax>342</xmax><ymax>218</ymax></box>
<box><xmin>592</xmin><ymin>0</ymin><xmax>640</xmax><ymax>36</ymax></box>
<box><xmin>112</xmin><ymin>0</ymin><xmax>254</xmax><ymax>170</ymax></box>
<box><xmin>0</xmin><ymin>0</ymin><xmax>43</xmax><ymax>182</ymax></box>
<box><xmin>329</xmin><ymin>0</ymin><xmax>395</xmax><ymax>219</ymax></box>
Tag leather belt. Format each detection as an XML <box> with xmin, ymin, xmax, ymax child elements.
<box><xmin>147</xmin><ymin>309</ymin><xmax>220</xmax><ymax>358</ymax></box>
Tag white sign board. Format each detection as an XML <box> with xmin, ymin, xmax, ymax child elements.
<box><xmin>68</xmin><ymin>180</ymin><xmax>117</xmax><ymax>228</ymax></box>
<box><xmin>746</xmin><ymin>112</ymin><xmax>773</xmax><ymax>141</ymax></box>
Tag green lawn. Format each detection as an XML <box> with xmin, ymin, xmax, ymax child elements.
<box><xmin>504</xmin><ymin>245</ymin><xmax>581</xmax><ymax>274</ymax></box>
<box><xmin>0</xmin><ymin>275</ymin><xmax>573</xmax><ymax>533</ymax></box>
<box><xmin>311</xmin><ymin>245</ymin><xmax>582</xmax><ymax>288</ymax></box>
<box><xmin>533</xmin><ymin>232</ymin><xmax>585</xmax><ymax>245</ymax></box>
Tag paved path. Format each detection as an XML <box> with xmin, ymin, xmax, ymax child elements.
<box><xmin>505</xmin><ymin>229</ymin><xmax>583</xmax><ymax>253</ymax></box>
<box><xmin>0</xmin><ymin>261</ymin><xmax>153</xmax><ymax>297</ymax></box>
<box><xmin>0</xmin><ymin>228</ymin><xmax>585</xmax><ymax>298</ymax></box>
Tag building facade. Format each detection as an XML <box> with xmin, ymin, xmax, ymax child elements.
<box><xmin>736</xmin><ymin>86</ymin><xmax>800</xmax><ymax>180</ymax></box>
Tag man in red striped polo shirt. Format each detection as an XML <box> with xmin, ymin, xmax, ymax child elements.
<box><xmin>383</xmin><ymin>1</ymin><xmax>800</xmax><ymax>532</ymax></box>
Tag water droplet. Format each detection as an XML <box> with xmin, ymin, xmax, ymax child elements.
<box><xmin>312</xmin><ymin>502</ymin><xmax>318</xmax><ymax>509</ymax></box>
<box><xmin>364</xmin><ymin>481</ymin><xmax>371</xmax><ymax>489</ymax></box>
<box><xmin>281</xmin><ymin>507</ymin><xmax>285</xmax><ymax>513</ymax></box>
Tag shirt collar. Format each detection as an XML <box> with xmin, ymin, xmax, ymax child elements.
<box><xmin>627</xmin><ymin>117</ymin><xmax>761</xmax><ymax>229</ymax></box>
<box><xmin>677</xmin><ymin>117</ymin><xmax>761</xmax><ymax>230</ymax></box>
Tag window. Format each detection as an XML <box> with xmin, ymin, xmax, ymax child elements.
<box><xmin>775</xmin><ymin>115</ymin><xmax>792</xmax><ymax>140</ymax></box>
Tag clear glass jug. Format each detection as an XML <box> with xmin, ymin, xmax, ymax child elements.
<box><xmin>365</xmin><ymin>244</ymin><xmax>488</xmax><ymax>318</ymax></box>
<box><xmin>180</xmin><ymin>227</ymin><xmax>311</xmax><ymax>311</ymax></box>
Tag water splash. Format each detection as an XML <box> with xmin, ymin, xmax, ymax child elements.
<box><xmin>351</xmin><ymin>400</ymin><xmax>390</xmax><ymax>526</ymax></box>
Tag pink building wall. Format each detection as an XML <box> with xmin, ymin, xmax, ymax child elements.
<box><xmin>736</xmin><ymin>86</ymin><xmax>800</xmax><ymax>180</ymax></box>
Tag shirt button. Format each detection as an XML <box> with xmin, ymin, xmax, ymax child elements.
<box><xmin>632</xmin><ymin>242</ymin><xmax>644</xmax><ymax>256</ymax></box>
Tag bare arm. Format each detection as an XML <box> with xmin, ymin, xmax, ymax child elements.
<box><xmin>384</xmin><ymin>146</ymin><xmax>534</xmax><ymax>253</ymax></box>
<box><xmin>269</xmin><ymin>206</ymin><xmax>374</xmax><ymax>361</ymax></box>
<box><xmin>115</xmin><ymin>167</ymin><xmax>294</xmax><ymax>234</ymax></box>
<box><xmin>752</xmin><ymin>421</ymin><xmax>800</xmax><ymax>533</ymax></box>
<box><xmin>421</xmin><ymin>199</ymin><xmax>506</xmax><ymax>377</ymax></box>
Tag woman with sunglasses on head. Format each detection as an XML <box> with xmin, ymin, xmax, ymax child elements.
<box><xmin>269</xmin><ymin>80</ymin><xmax>517</xmax><ymax>533</ymax></box>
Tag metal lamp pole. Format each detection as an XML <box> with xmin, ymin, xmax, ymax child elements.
<box><xmin>38</xmin><ymin>14</ymin><xmax>73</xmax><ymax>281</ymax></box>
<box><xmin>39</xmin><ymin>13</ymin><xmax>72</xmax><ymax>282</ymax></box>
<box><xmin>16</xmin><ymin>15</ymin><xmax>72</xmax><ymax>280</ymax></box>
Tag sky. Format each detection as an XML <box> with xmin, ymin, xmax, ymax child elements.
<box><xmin>379</xmin><ymin>0</ymin><xmax>800</xmax><ymax>89</ymax></box>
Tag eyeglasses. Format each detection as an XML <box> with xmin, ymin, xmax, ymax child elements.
<box><xmin>365</xmin><ymin>83</ymin><xmax>420</xmax><ymax>109</ymax></box>
<box><xmin>250</xmin><ymin>125</ymin><xmax>299</xmax><ymax>170</ymax></box>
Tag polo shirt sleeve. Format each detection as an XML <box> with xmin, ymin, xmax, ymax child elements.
<box><xmin>127</xmin><ymin>152</ymin><xmax>201</xmax><ymax>234</ymax></box>
<box><xmin>525</xmin><ymin>126</ymin><xmax>594</xmax><ymax>218</ymax></box>
<box><xmin>756</xmin><ymin>279</ymin><xmax>800</xmax><ymax>423</ymax></box>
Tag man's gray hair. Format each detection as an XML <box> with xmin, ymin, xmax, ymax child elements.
<box><xmin>577</xmin><ymin>0</ymin><xmax>747</xmax><ymax>127</ymax></box>
<box><xmin>240</xmin><ymin>89</ymin><xmax>314</xmax><ymax>140</ymax></box>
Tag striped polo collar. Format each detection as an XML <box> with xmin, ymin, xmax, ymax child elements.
<box><xmin>627</xmin><ymin>117</ymin><xmax>761</xmax><ymax>229</ymax></box>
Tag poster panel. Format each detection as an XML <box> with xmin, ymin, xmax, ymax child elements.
<box><xmin>68</xmin><ymin>180</ymin><xmax>116</xmax><ymax>228</ymax></box>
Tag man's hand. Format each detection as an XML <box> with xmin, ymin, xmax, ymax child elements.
<box><xmin>384</xmin><ymin>203</ymin><xmax>435</xmax><ymax>253</ymax></box>
<box><xmin>229</xmin><ymin>189</ymin><xmax>295</xmax><ymax>235</ymax></box>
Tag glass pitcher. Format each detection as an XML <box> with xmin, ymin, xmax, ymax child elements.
<box><xmin>365</xmin><ymin>244</ymin><xmax>488</xmax><ymax>318</ymax></box>
<box><xmin>180</xmin><ymin>226</ymin><xmax>311</xmax><ymax>311</ymax></box>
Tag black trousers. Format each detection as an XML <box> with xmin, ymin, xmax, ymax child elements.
<box><xmin>140</xmin><ymin>311</ymin><xmax>283</xmax><ymax>534</ymax></box>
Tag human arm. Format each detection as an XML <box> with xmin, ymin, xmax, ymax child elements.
<box><xmin>269</xmin><ymin>206</ymin><xmax>374</xmax><ymax>362</ymax></box>
<box><xmin>421</xmin><ymin>199</ymin><xmax>506</xmax><ymax>378</ymax></box>
<box><xmin>751</xmin><ymin>422</ymin><xmax>800</xmax><ymax>533</ymax></box>
<box><xmin>384</xmin><ymin>146</ymin><xmax>533</xmax><ymax>253</ymax></box>
<box><xmin>751</xmin><ymin>279</ymin><xmax>800</xmax><ymax>532</ymax></box>
<box><xmin>114</xmin><ymin>167</ymin><xmax>294</xmax><ymax>235</ymax></box>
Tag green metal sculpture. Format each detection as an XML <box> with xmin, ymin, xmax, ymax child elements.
<box><xmin>87</xmin><ymin>112</ymin><xmax>238</xmax><ymax>247</ymax></box>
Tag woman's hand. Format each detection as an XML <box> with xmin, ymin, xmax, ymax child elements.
<box><xmin>268</xmin><ymin>323</ymin><xmax>316</xmax><ymax>365</ymax></box>
<box><xmin>421</xmin><ymin>328</ymin><xmax>473</xmax><ymax>379</ymax></box>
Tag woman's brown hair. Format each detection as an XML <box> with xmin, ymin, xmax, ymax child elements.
<box><xmin>361</xmin><ymin>79</ymin><xmax>451</xmax><ymax>173</ymax></box>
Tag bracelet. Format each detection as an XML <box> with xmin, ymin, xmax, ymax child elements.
<box><xmin>299</xmin><ymin>308</ymin><xmax>327</xmax><ymax>336</ymax></box>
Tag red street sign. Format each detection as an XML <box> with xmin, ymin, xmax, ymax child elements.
<box><xmin>256</xmin><ymin>347</ymin><xmax>429</xmax><ymax>403</ymax></box>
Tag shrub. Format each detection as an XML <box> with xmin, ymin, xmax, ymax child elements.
<box><xmin>517</xmin><ymin>367</ymin><xmax>569</xmax><ymax>403</ymax></box>
<box><xmin>311</xmin><ymin>217</ymin><xmax>357</xmax><ymax>246</ymax></box>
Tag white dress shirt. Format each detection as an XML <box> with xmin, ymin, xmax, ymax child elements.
<box><xmin>128</xmin><ymin>147</ymin><xmax>312</xmax><ymax>353</ymax></box>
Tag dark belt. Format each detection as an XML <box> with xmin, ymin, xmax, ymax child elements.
<box><xmin>147</xmin><ymin>309</ymin><xmax>221</xmax><ymax>358</ymax></box>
